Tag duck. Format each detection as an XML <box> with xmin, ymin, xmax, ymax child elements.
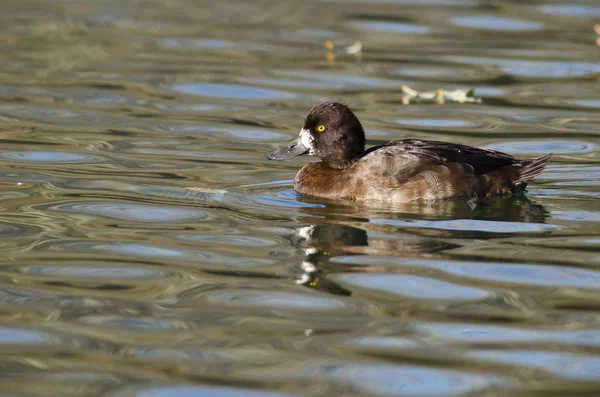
<box><xmin>267</xmin><ymin>102</ymin><xmax>551</xmax><ymax>203</ymax></box>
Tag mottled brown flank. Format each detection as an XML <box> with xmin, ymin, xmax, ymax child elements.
<box><xmin>294</xmin><ymin>140</ymin><xmax>552</xmax><ymax>203</ymax></box>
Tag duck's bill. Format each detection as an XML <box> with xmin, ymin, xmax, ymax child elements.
<box><xmin>267</xmin><ymin>135</ymin><xmax>309</xmax><ymax>160</ymax></box>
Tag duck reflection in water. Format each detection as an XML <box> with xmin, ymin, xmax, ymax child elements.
<box><xmin>291</xmin><ymin>195</ymin><xmax>550</xmax><ymax>294</ymax></box>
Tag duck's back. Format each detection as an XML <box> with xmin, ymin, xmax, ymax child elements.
<box><xmin>294</xmin><ymin>139</ymin><xmax>551</xmax><ymax>202</ymax></box>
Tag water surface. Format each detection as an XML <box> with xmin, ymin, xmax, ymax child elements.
<box><xmin>1</xmin><ymin>0</ymin><xmax>600</xmax><ymax>396</ymax></box>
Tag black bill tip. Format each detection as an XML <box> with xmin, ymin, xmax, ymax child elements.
<box><xmin>267</xmin><ymin>136</ymin><xmax>309</xmax><ymax>160</ymax></box>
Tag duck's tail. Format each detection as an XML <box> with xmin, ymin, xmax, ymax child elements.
<box><xmin>514</xmin><ymin>153</ymin><xmax>552</xmax><ymax>186</ymax></box>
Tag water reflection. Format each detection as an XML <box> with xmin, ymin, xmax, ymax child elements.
<box><xmin>294</xmin><ymin>195</ymin><xmax>551</xmax><ymax>294</ymax></box>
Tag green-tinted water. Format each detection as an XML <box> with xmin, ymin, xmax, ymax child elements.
<box><xmin>1</xmin><ymin>0</ymin><xmax>600</xmax><ymax>396</ymax></box>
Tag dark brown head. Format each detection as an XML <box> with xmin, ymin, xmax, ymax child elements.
<box><xmin>267</xmin><ymin>102</ymin><xmax>366</xmax><ymax>167</ymax></box>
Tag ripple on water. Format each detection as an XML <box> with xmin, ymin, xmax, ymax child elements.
<box><xmin>308</xmin><ymin>363</ymin><xmax>508</xmax><ymax>396</ymax></box>
<box><xmin>343</xmin><ymin>336</ymin><xmax>422</xmax><ymax>350</ymax></box>
<box><xmin>43</xmin><ymin>240</ymin><xmax>272</xmax><ymax>267</ymax></box>
<box><xmin>114</xmin><ymin>385</ymin><xmax>301</xmax><ymax>397</ymax></box>
<box><xmin>360</xmin><ymin>0</ymin><xmax>478</xmax><ymax>4</ymax></box>
<box><xmin>0</xmin><ymin>104</ymin><xmax>137</xmax><ymax>127</ymax></box>
<box><xmin>452</xmin><ymin>15</ymin><xmax>544</xmax><ymax>31</ymax></box>
<box><xmin>370</xmin><ymin>218</ymin><xmax>556</xmax><ymax>233</ymax></box>
<box><xmin>168</xmin><ymin>83</ymin><xmax>295</xmax><ymax>100</ymax></box>
<box><xmin>444</xmin><ymin>57</ymin><xmax>600</xmax><ymax>79</ymax></box>
<box><xmin>158</xmin><ymin>37</ymin><xmax>282</xmax><ymax>55</ymax></box>
<box><xmin>0</xmin><ymin>151</ymin><xmax>105</xmax><ymax>163</ymax></box>
<box><xmin>432</xmin><ymin>260</ymin><xmax>600</xmax><ymax>289</ymax></box>
<box><xmin>391</xmin><ymin>65</ymin><xmax>497</xmax><ymax>81</ymax></box>
<box><xmin>174</xmin><ymin>125</ymin><xmax>289</xmax><ymax>141</ymax></box>
<box><xmin>0</xmin><ymin>191</ymin><xmax>29</xmax><ymax>201</ymax></box>
<box><xmin>537</xmin><ymin>164</ymin><xmax>600</xmax><ymax>184</ymax></box>
<box><xmin>61</xmin><ymin>179</ymin><xmax>228</xmax><ymax>203</ymax></box>
<box><xmin>18</xmin><ymin>370</ymin><xmax>124</xmax><ymax>387</ymax></box>
<box><xmin>180</xmin><ymin>235</ymin><xmax>277</xmax><ymax>247</ymax></box>
<box><xmin>415</xmin><ymin>323</ymin><xmax>600</xmax><ymax>347</ymax></box>
<box><xmin>0</xmin><ymin>221</ymin><xmax>42</xmax><ymax>239</ymax></box>
<box><xmin>158</xmin><ymin>38</ymin><xmax>232</xmax><ymax>50</ymax></box>
<box><xmin>250</xmin><ymin>190</ymin><xmax>326</xmax><ymax>209</ymax></box>
<box><xmin>0</xmin><ymin>170</ymin><xmax>58</xmax><ymax>183</ymax></box>
<box><xmin>123</xmin><ymin>346</ymin><xmax>231</xmax><ymax>362</ymax></box>
<box><xmin>204</xmin><ymin>290</ymin><xmax>354</xmax><ymax>311</ymax></box>
<box><xmin>72</xmin><ymin>91</ymin><xmax>138</xmax><ymax>106</ymax></box>
<box><xmin>503</xmin><ymin>61</ymin><xmax>600</xmax><ymax>79</ymax></box>
<box><xmin>485</xmin><ymin>140</ymin><xmax>596</xmax><ymax>155</ymax></box>
<box><xmin>330</xmin><ymin>273</ymin><xmax>490</xmax><ymax>301</ymax></box>
<box><xmin>45</xmin><ymin>240</ymin><xmax>186</xmax><ymax>259</ymax></box>
<box><xmin>330</xmin><ymin>257</ymin><xmax>600</xmax><ymax>289</ymax></box>
<box><xmin>154</xmin><ymin>102</ymin><xmax>247</xmax><ymax>113</ymax></box>
<box><xmin>390</xmin><ymin>118</ymin><xmax>484</xmax><ymax>129</ymax></box>
<box><xmin>351</xmin><ymin>20</ymin><xmax>430</xmax><ymax>34</ymax></box>
<box><xmin>0</xmin><ymin>85</ymin><xmax>139</xmax><ymax>106</ymax></box>
<box><xmin>263</xmin><ymin>69</ymin><xmax>401</xmax><ymax>90</ymax></box>
<box><xmin>469</xmin><ymin>350</ymin><xmax>600</xmax><ymax>382</ymax></box>
<box><xmin>552</xmin><ymin>210</ymin><xmax>600</xmax><ymax>223</ymax></box>
<box><xmin>80</xmin><ymin>316</ymin><xmax>190</xmax><ymax>332</ymax></box>
<box><xmin>294</xmin><ymin>28</ymin><xmax>336</xmax><ymax>41</ymax></box>
<box><xmin>0</xmin><ymin>326</ymin><xmax>61</xmax><ymax>344</ymax></box>
<box><xmin>521</xmin><ymin>235</ymin><xmax>600</xmax><ymax>249</ymax></box>
<box><xmin>17</xmin><ymin>264</ymin><xmax>170</xmax><ymax>280</ymax></box>
<box><xmin>239</xmin><ymin>185</ymin><xmax>322</xmax><ymax>212</ymax></box>
<box><xmin>540</xmin><ymin>4</ymin><xmax>600</xmax><ymax>18</ymax></box>
<box><xmin>50</xmin><ymin>201</ymin><xmax>214</xmax><ymax>222</ymax></box>
<box><xmin>569</xmin><ymin>99</ymin><xmax>600</xmax><ymax>108</ymax></box>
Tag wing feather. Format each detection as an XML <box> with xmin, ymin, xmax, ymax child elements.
<box><xmin>361</xmin><ymin>139</ymin><xmax>518</xmax><ymax>179</ymax></box>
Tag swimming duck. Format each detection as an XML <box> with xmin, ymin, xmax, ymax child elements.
<box><xmin>267</xmin><ymin>102</ymin><xmax>551</xmax><ymax>202</ymax></box>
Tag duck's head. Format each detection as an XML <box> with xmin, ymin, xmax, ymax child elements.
<box><xmin>267</xmin><ymin>102</ymin><xmax>366</xmax><ymax>167</ymax></box>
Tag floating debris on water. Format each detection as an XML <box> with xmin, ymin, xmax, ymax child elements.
<box><xmin>343</xmin><ymin>41</ymin><xmax>363</xmax><ymax>54</ymax></box>
<box><xmin>325</xmin><ymin>40</ymin><xmax>362</xmax><ymax>63</ymax></box>
<box><xmin>325</xmin><ymin>40</ymin><xmax>335</xmax><ymax>52</ymax></box>
<box><xmin>401</xmin><ymin>85</ymin><xmax>481</xmax><ymax>105</ymax></box>
<box><xmin>324</xmin><ymin>40</ymin><xmax>362</xmax><ymax>54</ymax></box>
<box><xmin>321</xmin><ymin>40</ymin><xmax>478</xmax><ymax>104</ymax></box>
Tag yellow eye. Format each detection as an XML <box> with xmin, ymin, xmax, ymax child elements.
<box><xmin>317</xmin><ymin>125</ymin><xmax>326</xmax><ymax>132</ymax></box>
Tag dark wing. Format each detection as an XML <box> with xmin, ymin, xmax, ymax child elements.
<box><xmin>363</xmin><ymin>139</ymin><xmax>518</xmax><ymax>175</ymax></box>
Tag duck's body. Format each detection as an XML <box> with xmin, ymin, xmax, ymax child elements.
<box><xmin>268</xmin><ymin>103</ymin><xmax>551</xmax><ymax>203</ymax></box>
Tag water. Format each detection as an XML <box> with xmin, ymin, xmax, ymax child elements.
<box><xmin>1</xmin><ymin>0</ymin><xmax>600</xmax><ymax>395</ymax></box>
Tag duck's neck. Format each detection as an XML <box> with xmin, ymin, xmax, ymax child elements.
<box><xmin>323</xmin><ymin>158</ymin><xmax>359</xmax><ymax>169</ymax></box>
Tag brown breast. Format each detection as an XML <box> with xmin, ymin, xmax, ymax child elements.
<box><xmin>294</xmin><ymin>162</ymin><xmax>367</xmax><ymax>200</ymax></box>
